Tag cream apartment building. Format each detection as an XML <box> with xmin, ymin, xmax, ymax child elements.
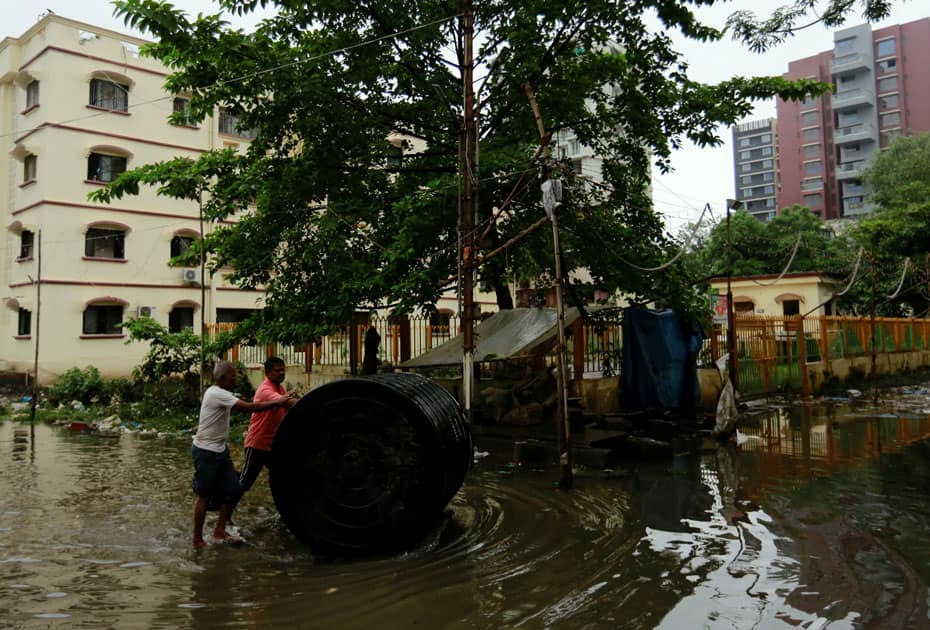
<box><xmin>1</xmin><ymin>15</ymin><xmax>264</xmax><ymax>382</ymax></box>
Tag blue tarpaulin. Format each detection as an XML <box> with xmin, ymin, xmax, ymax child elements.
<box><xmin>620</xmin><ymin>308</ymin><xmax>703</xmax><ymax>414</ymax></box>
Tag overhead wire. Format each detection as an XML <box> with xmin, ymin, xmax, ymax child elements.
<box><xmin>747</xmin><ymin>232</ymin><xmax>804</xmax><ymax>286</ymax></box>
<box><xmin>886</xmin><ymin>257</ymin><xmax>911</xmax><ymax>299</ymax></box>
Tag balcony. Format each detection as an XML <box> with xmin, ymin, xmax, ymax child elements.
<box><xmin>832</xmin><ymin>87</ymin><xmax>874</xmax><ymax>110</ymax></box>
<box><xmin>843</xmin><ymin>198</ymin><xmax>872</xmax><ymax>215</ymax></box>
<box><xmin>801</xmin><ymin>179</ymin><xmax>824</xmax><ymax>192</ymax></box>
<box><xmin>831</xmin><ymin>53</ymin><xmax>871</xmax><ymax>75</ymax></box>
<box><xmin>842</xmin><ymin>182</ymin><xmax>866</xmax><ymax>197</ymax></box>
<box><xmin>834</xmin><ymin>123</ymin><xmax>877</xmax><ymax>145</ymax></box>
<box><xmin>836</xmin><ymin>161</ymin><xmax>866</xmax><ymax>180</ymax></box>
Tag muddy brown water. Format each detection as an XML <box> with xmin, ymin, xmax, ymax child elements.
<box><xmin>4</xmin><ymin>384</ymin><xmax>930</xmax><ymax>628</ymax></box>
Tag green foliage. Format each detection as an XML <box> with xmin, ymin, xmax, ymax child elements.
<box><xmin>47</xmin><ymin>366</ymin><xmax>104</xmax><ymax>406</ymax></box>
<box><xmin>93</xmin><ymin>0</ymin><xmax>875</xmax><ymax>341</ymax></box>
<box><xmin>122</xmin><ymin>317</ymin><xmax>206</xmax><ymax>381</ymax></box>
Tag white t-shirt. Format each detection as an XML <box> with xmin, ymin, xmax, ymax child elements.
<box><xmin>193</xmin><ymin>385</ymin><xmax>239</xmax><ymax>453</ymax></box>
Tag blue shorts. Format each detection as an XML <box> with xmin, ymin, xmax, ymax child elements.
<box><xmin>191</xmin><ymin>445</ymin><xmax>241</xmax><ymax>505</ymax></box>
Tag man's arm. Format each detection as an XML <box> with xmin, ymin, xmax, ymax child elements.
<box><xmin>233</xmin><ymin>394</ymin><xmax>289</xmax><ymax>413</ymax></box>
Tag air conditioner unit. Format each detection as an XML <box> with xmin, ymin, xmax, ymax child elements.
<box><xmin>136</xmin><ymin>305</ymin><xmax>156</xmax><ymax>318</ymax></box>
<box><xmin>181</xmin><ymin>268</ymin><xmax>199</xmax><ymax>284</ymax></box>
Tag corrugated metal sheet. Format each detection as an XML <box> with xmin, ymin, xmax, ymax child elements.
<box><xmin>401</xmin><ymin>307</ymin><xmax>584</xmax><ymax>368</ymax></box>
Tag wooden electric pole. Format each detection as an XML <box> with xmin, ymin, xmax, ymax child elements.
<box><xmin>460</xmin><ymin>0</ymin><xmax>477</xmax><ymax>419</ymax></box>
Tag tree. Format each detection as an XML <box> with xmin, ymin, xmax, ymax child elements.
<box><xmin>93</xmin><ymin>0</ymin><xmax>876</xmax><ymax>343</ymax></box>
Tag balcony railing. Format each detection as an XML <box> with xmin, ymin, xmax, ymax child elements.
<box><xmin>836</xmin><ymin>161</ymin><xmax>865</xmax><ymax>179</ymax></box>
<box><xmin>832</xmin><ymin>87</ymin><xmax>874</xmax><ymax>109</ymax></box>
<box><xmin>801</xmin><ymin>179</ymin><xmax>824</xmax><ymax>192</ymax></box>
<box><xmin>835</xmin><ymin>123</ymin><xmax>877</xmax><ymax>145</ymax></box>
<box><xmin>831</xmin><ymin>53</ymin><xmax>870</xmax><ymax>75</ymax></box>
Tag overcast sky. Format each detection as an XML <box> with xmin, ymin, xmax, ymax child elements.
<box><xmin>5</xmin><ymin>1</ymin><xmax>927</xmax><ymax>234</ymax></box>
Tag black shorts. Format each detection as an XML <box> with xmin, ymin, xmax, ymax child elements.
<box><xmin>191</xmin><ymin>445</ymin><xmax>240</xmax><ymax>505</ymax></box>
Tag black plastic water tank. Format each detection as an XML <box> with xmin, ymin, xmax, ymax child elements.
<box><xmin>269</xmin><ymin>372</ymin><xmax>472</xmax><ymax>557</ymax></box>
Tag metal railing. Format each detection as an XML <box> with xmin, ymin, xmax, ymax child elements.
<box><xmin>205</xmin><ymin>308</ymin><xmax>626</xmax><ymax>380</ymax></box>
<box><xmin>702</xmin><ymin>315</ymin><xmax>930</xmax><ymax>398</ymax></box>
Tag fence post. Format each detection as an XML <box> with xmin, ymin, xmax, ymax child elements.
<box><xmin>304</xmin><ymin>342</ymin><xmax>313</xmax><ymax>375</ymax></box>
<box><xmin>572</xmin><ymin>319</ymin><xmax>584</xmax><ymax>382</ymax></box>
<box><xmin>399</xmin><ymin>315</ymin><xmax>411</xmax><ymax>369</ymax></box>
<box><xmin>819</xmin><ymin>316</ymin><xmax>829</xmax><ymax>363</ymax></box>
<box><xmin>348</xmin><ymin>323</ymin><xmax>360</xmax><ymax>375</ymax></box>
<box><xmin>266</xmin><ymin>342</ymin><xmax>276</xmax><ymax>359</ymax></box>
<box><xmin>798</xmin><ymin>316</ymin><xmax>811</xmax><ymax>396</ymax></box>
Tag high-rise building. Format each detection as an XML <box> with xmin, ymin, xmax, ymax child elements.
<box><xmin>1</xmin><ymin>14</ymin><xmax>264</xmax><ymax>382</ymax></box>
<box><xmin>731</xmin><ymin>118</ymin><xmax>779</xmax><ymax>221</ymax></box>
<box><xmin>776</xmin><ymin>18</ymin><xmax>930</xmax><ymax>220</ymax></box>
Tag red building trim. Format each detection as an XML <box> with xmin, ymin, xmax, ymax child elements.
<box><xmin>8</xmin><ymin>279</ymin><xmax>261</xmax><ymax>292</ymax></box>
<box><xmin>12</xmin><ymin>200</ymin><xmax>236</xmax><ymax>225</ymax></box>
<box><xmin>18</xmin><ymin>45</ymin><xmax>168</xmax><ymax>78</ymax></box>
<box><xmin>14</xmin><ymin>122</ymin><xmax>206</xmax><ymax>154</ymax></box>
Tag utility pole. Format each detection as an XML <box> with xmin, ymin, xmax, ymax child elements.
<box><xmin>525</xmin><ymin>81</ymin><xmax>572</xmax><ymax>489</ymax></box>
<box><xmin>460</xmin><ymin>0</ymin><xmax>477</xmax><ymax>419</ymax></box>
<box><xmin>725</xmin><ymin>199</ymin><xmax>740</xmax><ymax>390</ymax></box>
<box><xmin>29</xmin><ymin>230</ymin><xmax>42</xmax><ymax>425</ymax></box>
<box><xmin>199</xmin><ymin>188</ymin><xmax>206</xmax><ymax>396</ymax></box>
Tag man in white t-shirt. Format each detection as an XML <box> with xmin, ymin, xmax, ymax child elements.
<box><xmin>192</xmin><ymin>360</ymin><xmax>292</xmax><ymax>548</ymax></box>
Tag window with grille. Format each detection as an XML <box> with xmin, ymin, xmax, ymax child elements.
<box><xmin>172</xmin><ymin>97</ymin><xmax>194</xmax><ymax>126</ymax></box>
<box><xmin>89</xmin><ymin>78</ymin><xmax>129</xmax><ymax>111</ymax></box>
<box><xmin>23</xmin><ymin>154</ymin><xmax>36</xmax><ymax>182</ymax></box>
<box><xmin>170</xmin><ymin>235</ymin><xmax>194</xmax><ymax>258</ymax></box>
<box><xmin>19</xmin><ymin>230</ymin><xmax>34</xmax><ymax>259</ymax></box>
<box><xmin>26</xmin><ymin>80</ymin><xmax>39</xmax><ymax>108</ymax></box>
<box><xmin>218</xmin><ymin>108</ymin><xmax>256</xmax><ymax>139</ymax></box>
<box><xmin>87</xmin><ymin>153</ymin><xmax>127</xmax><ymax>183</ymax></box>
<box><xmin>169</xmin><ymin>307</ymin><xmax>195</xmax><ymax>333</ymax></box>
<box><xmin>85</xmin><ymin>228</ymin><xmax>125</xmax><ymax>259</ymax></box>
<box><xmin>18</xmin><ymin>308</ymin><xmax>31</xmax><ymax>336</ymax></box>
<box><xmin>83</xmin><ymin>304</ymin><xmax>124</xmax><ymax>335</ymax></box>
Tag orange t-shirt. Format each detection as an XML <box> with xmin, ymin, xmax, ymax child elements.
<box><xmin>243</xmin><ymin>379</ymin><xmax>287</xmax><ymax>451</ymax></box>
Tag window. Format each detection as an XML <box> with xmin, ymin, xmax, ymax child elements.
<box><xmin>169</xmin><ymin>307</ymin><xmax>195</xmax><ymax>333</ymax></box>
<box><xmin>803</xmin><ymin>128</ymin><xmax>820</xmax><ymax>142</ymax></box>
<box><xmin>805</xmin><ymin>161</ymin><xmax>822</xmax><ymax>176</ymax></box>
<box><xmin>25</xmin><ymin>80</ymin><xmax>39</xmax><ymax>108</ymax></box>
<box><xmin>22</xmin><ymin>154</ymin><xmax>36</xmax><ymax>183</ymax></box>
<box><xmin>170</xmin><ymin>235</ymin><xmax>194</xmax><ymax>258</ymax></box>
<box><xmin>83</xmin><ymin>304</ymin><xmax>124</xmax><ymax>335</ymax></box>
<box><xmin>172</xmin><ymin>97</ymin><xmax>194</xmax><ymax>126</ymax></box>
<box><xmin>216</xmin><ymin>308</ymin><xmax>254</xmax><ymax>324</ymax></box>
<box><xmin>838</xmin><ymin>74</ymin><xmax>856</xmax><ymax>85</ymax></box>
<box><xmin>879</xmin><ymin>94</ymin><xmax>899</xmax><ymax>110</ymax></box>
<box><xmin>876</xmin><ymin>38</ymin><xmax>895</xmax><ymax>58</ymax></box>
<box><xmin>838</xmin><ymin>109</ymin><xmax>861</xmax><ymax>126</ymax></box>
<box><xmin>761</xmin><ymin>134</ymin><xmax>772</xmax><ymax>143</ymax></box>
<box><xmin>881</xmin><ymin>112</ymin><xmax>901</xmax><ymax>128</ymax></box>
<box><xmin>430</xmin><ymin>310</ymin><xmax>453</xmax><ymax>337</ymax></box>
<box><xmin>87</xmin><ymin>153</ymin><xmax>127</xmax><ymax>183</ymax></box>
<box><xmin>739</xmin><ymin>150</ymin><xmax>751</xmax><ymax>160</ymax></box>
<box><xmin>740</xmin><ymin>163</ymin><xmax>751</xmax><ymax>173</ymax></box>
<box><xmin>803</xmin><ymin>144</ymin><xmax>820</xmax><ymax>158</ymax></box>
<box><xmin>85</xmin><ymin>228</ymin><xmax>125</xmax><ymax>259</ymax></box>
<box><xmin>877</xmin><ymin>76</ymin><xmax>898</xmax><ymax>93</ymax></box>
<box><xmin>804</xmin><ymin>193</ymin><xmax>822</xmax><ymax>208</ymax></box>
<box><xmin>765</xmin><ymin>198</ymin><xmax>775</xmax><ymax>208</ymax></box>
<box><xmin>762</xmin><ymin>172</ymin><xmax>774</xmax><ymax>182</ymax></box>
<box><xmin>740</xmin><ymin>175</ymin><xmax>752</xmax><ymax>185</ymax></box>
<box><xmin>89</xmin><ymin>78</ymin><xmax>129</xmax><ymax>112</ymax></box>
<box><xmin>19</xmin><ymin>230</ymin><xmax>34</xmax><ymax>259</ymax></box>
<box><xmin>760</xmin><ymin>146</ymin><xmax>773</xmax><ymax>157</ymax></box>
<box><xmin>801</xmin><ymin>94</ymin><xmax>817</xmax><ymax>107</ymax></box>
<box><xmin>218</xmin><ymin>108</ymin><xmax>256</xmax><ymax>139</ymax></box>
<box><xmin>881</xmin><ymin>129</ymin><xmax>901</xmax><ymax>146</ymax></box>
<box><xmin>877</xmin><ymin>59</ymin><xmax>897</xmax><ymax>74</ymax></box>
<box><xmin>18</xmin><ymin>308</ymin><xmax>31</xmax><ymax>336</ymax></box>
<box><xmin>763</xmin><ymin>185</ymin><xmax>774</xmax><ymax>195</ymax></box>
<box><xmin>386</xmin><ymin>144</ymin><xmax>403</xmax><ymax>169</ymax></box>
<box><xmin>782</xmin><ymin>300</ymin><xmax>800</xmax><ymax>316</ymax></box>
<box><xmin>739</xmin><ymin>138</ymin><xmax>750</xmax><ymax>147</ymax></box>
<box><xmin>835</xmin><ymin>37</ymin><xmax>856</xmax><ymax>55</ymax></box>
<box><xmin>801</xmin><ymin>111</ymin><xmax>819</xmax><ymax>125</ymax></box>
<box><xmin>761</xmin><ymin>159</ymin><xmax>773</xmax><ymax>169</ymax></box>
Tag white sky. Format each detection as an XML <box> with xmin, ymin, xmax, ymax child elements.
<box><xmin>5</xmin><ymin>1</ymin><xmax>928</xmax><ymax>234</ymax></box>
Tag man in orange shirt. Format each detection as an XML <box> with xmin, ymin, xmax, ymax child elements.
<box><xmin>232</xmin><ymin>356</ymin><xmax>297</xmax><ymax>522</ymax></box>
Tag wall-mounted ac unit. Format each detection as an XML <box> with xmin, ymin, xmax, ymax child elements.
<box><xmin>137</xmin><ymin>305</ymin><xmax>156</xmax><ymax>318</ymax></box>
<box><xmin>181</xmin><ymin>268</ymin><xmax>199</xmax><ymax>284</ymax></box>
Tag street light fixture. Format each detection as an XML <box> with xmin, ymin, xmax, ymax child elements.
<box><xmin>725</xmin><ymin>199</ymin><xmax>742</xmax><ymax>389</ymax></box>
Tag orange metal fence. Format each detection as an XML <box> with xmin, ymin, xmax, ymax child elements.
<box><xmin>701</xmin><ymin>315</ymin><xmax>930</xmax><ymax>398</ymax></box>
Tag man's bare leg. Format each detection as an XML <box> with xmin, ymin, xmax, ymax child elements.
<box><xmin>213</xmin><ymin>503</ymin><xmax>243</xmax><ymax>544</ymax></box>
<box><xmin>193</xmin><ymin>495</ymin><xmax>208</xmax><ymax>548</ymax></box>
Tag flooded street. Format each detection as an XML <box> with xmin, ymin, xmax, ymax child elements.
<box><xmin>4</xmin><ymin>384</ymin><xmax>930</xmax><ymax>628</ymax></box>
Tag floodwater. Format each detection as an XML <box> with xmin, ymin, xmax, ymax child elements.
<box><xmin>4</xmin><ymin>385</ymin><xmax>930</xmax><ymax>629</ymax></box>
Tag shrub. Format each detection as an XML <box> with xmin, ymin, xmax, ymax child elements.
<box><xmin>47</xmin><ymin>366</ymin><xmax>103</xmax><ymax>406</ymax></box>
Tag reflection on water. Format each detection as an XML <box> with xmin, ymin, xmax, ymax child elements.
<box><xmin>3</xmin><ymin>383</ymin><xmax>930</xmax><ymax>627</ymax></box>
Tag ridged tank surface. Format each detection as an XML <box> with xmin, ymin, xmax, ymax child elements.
<box><xmin>269</xmin><ymin>373</ymin><xmax>472</xmax><ymax>557</ymax></box>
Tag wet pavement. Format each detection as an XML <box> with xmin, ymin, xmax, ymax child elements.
<box><xmin>3</xmin><ymin>383</ymin><xmax>930</xmax><ymax>628</ymax></box>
